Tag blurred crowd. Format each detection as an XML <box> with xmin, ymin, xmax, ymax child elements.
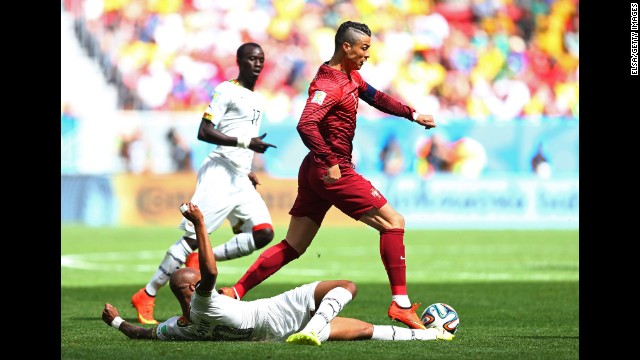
<box><xmin>62</xmin><ymin>0</ymin><xmax>578</xmax><ymax>124</ymax></box>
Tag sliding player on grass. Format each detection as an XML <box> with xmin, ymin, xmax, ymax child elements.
<box><xmin>102</xmin><ymin>202</ymin><xmax>453</xmax><ymax>345</ymax></box>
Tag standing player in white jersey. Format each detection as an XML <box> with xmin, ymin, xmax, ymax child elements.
<box><xmin>104</xmin><ymin>202</ymin><xmax>454</xmax><ymax>344</ymax></box>
<box><xmin>131</xmin><ymin>43</ymin><xmax>277</xmax><ymax>325</ymax></box>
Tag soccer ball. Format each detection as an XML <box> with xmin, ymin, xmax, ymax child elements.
<box><xmin>420</xmin><ymin>303</ymin><xmax>459</xmax><ymax>335</ymax></box>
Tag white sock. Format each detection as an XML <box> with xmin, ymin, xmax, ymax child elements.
<box><xmin>146</xmin><ymin>238</ymin><xmax>192</xmax><ymax>296</ymax></box>
<box><xmin>392</xmin><ymin>295</ymin><xmax>411</xmax><ymax>308</ymax></box>
<box><xmin>213</xmin><ymin>232</ymin><xmax>256</xmax><ymax>261</ymax></box>
<box><xmin>302</xmin><ymin>287</ymin><xmax>353</xmax><ymax>335</ymax></box>
<box><xmin>371</xmin><ymin>325</ymin><xmax>437</xmax><ymax>341</ymax></box>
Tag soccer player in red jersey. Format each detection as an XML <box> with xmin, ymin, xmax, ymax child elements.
<box><xmin>219</xmin><ymin>21</ymin><xmax>437</xmax><ymax>330</ymax></box>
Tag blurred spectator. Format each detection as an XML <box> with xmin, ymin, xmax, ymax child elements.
<box><xmin>531</xmin><ymin>142</ymin><xmax>552</xmax><ymax>179</ymax></box>
<box><xmin>64</xmin><ymin>0</ymin><xmax>579</xmax><ymax>123</ymax></box>
<box><xmin>166</xmin><ymin>127</ymin><xmax>193</xmax><ymax>172</ymax></box>
<box><xmin>119</xmin><ymin>127</ymin><xmax>151</xmax><ymax>174</ymax></box>
<box><xmin>414</xmin><ymin>133</ymin><xmax>487</xmax><ymax>179</ymax></box>
<box><xmin>379</xmin><ymin>135</ymin><xmax>405</xmax><ymax>177</ymax></box>
<box><xmin>414</xmin><ymin>133</ymin><xmax>455</xmax><ymax>179</ymax></box>
<box><xmin>449</xmin><ymin>137</ymin><xmax>487</xmax><ymax>179</ymax></box>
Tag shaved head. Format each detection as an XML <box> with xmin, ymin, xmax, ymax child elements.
<box><xmin>170</xmin><ymin>267</ymin><xmax>200</xmax><ymax>298</ymax></box>
<box><xmin>334</xmin><ymin>21</ymin><xmax>371</xmax><ymax>51</ymax></box>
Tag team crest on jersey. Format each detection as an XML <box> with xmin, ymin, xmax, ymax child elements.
<box><xmin>370</xmin><ymin>187</ymin><xmax>382</xmax><ymax>199</ymax></box>
<box><xmin>311</xmin><ymin>91</ymin><xmax>326</xmax><ymax>105</ymax></box>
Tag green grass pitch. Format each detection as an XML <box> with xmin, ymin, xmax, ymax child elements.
<box><xmin>61</xmin><ymin>224</ymin><xmax>578</xmax><ymax>359</ymax></box>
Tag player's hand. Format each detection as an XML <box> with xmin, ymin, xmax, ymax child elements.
<box><xmin>180</xmin><ymin>202</ymin><xmax>204</xmax><ymax>225</ymax></box>
<box><xmin>323</xmin><ymin>164</ymin><xmax>341</xmax><ymax>183</ymax></box>
<box><xmin>102</xmin><ymin>303</ymin><xmax>120</xmax><ymax>325</ymax></box>
<box><xmin>414</xmin><ymin>114</ymin><xmax>436</xmax><ymax>130</ymax></box>
<box><xmin>248</xmin><ymin>171</ymin><xmax>260</xmax><ymax>188</ymax></box>
<box><xmin>249</xmin><ymin>132</ymin><xmax>277</xmax><ymax>153</ymax></box>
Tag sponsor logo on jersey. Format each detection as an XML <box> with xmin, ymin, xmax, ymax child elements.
<box><xmin>311</xmin><ymin>91</ymin><xmax>326</xmax><ymax>105</ymax></box>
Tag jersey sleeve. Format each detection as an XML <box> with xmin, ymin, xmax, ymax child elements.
<box><xmin>356</xmin><ymin>72</ymin><xmax>415</xmax><ymax>121</ymax></box>
<box><xmin>154</xmin><ymin>316</ymin><xmax>196</xmax><ymax>341</ymax></box>
<box><xmin>296</xmin><ymin>82</ymin><xmax>340</xmax><ymax>167</ymax></box>
<box><xmin>202</xmin><ymin>84</ymin><xmax>231</xmax><ymax>126</ymax></box>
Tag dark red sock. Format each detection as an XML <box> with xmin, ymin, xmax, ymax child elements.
<box><xmin>234</xmin><ymin>240</ymin><xmax>300</xmax><ymax>298</ymax></box>
<box><xmin>380</xmin><ymin>228</ymin><xmax>407</xmax><ymax>295</ymax></box>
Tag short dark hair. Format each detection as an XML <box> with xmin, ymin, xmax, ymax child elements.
<box><xmin>334</xmin><ymin>21</ymin><xmax>371</xmax><ymax>50</ymax></box>
<box><xmin>236</xmin><ymin>42</ymin><xmax>262</xmax><ymax>63</ymax></box>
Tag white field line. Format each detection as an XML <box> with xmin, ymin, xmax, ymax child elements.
<box><xmin>61</xmin><ymin>251</ymin><xmax>577</xmax><ymax>281</ymax></box>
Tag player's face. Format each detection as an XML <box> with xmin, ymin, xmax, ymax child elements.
<box><xmin>239</xmin><ymin>46</ymin><xmax>265</xmax><ymax>79</ymax></box>
<box><xmin>346</xmin><ymin>37</ymin><xmax>370</xmax><ymax>71</ymax></box>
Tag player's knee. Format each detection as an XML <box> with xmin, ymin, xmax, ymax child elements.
<box><xmin>253</xmin><ymin>226</ymin><xmax>274</xmax><ymax>249</ymax></box>
<box><xmin>360</xmin><ymin>323</ymin><xmax>374</xmax><ymax>339</ymax></box>
<box><xmin>342</xmin><ymin>280</ymin><xmax>358</xmax><ymax>299</ymax></box>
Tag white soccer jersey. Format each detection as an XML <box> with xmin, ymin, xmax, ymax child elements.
<box><xmin>154</xmin><ymin>282</ymin><xmax>326</xmax><ymax>342</ymax></box>
<box><xmin>202</xmin><ymin>79</ymin><xmax>265</xmax><ymax>175</ymax></box>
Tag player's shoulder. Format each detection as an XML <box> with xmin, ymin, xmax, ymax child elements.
<box><xmin>312</xmin><ymin>67</ymin><xmax>343</xmax><ymax>91</ymax></box>
<box><xmin>214</xmin><ymin>80</ymin><xmax>236</xmax><ymax>92</ymax></box>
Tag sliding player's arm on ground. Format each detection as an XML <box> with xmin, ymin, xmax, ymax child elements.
<box><xmin>102</xmin><ymin>303</ymin><xmax>155</xmax><ymax>340</ymax></box>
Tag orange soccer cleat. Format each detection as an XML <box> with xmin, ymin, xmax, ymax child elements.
<box><xmin>185</xmin><ymin>252</ymin><xmax>200</xmax><ymax>270</ymax></box>
<box><xmin>218</xmin><ymin>286</ymin><xmax>239</xmax><ymax>300</ymax></box>
<box><xmin>131</xmin><ymin>287</ymin><xmax>158</xmax><ymax>325</ymax></box>
<box><xmin>388</xmin><ymin>301</ymin><xmax>426</xmax><ymax>330</ymax></box>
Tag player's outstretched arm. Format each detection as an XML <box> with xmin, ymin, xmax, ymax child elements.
<box><xmin>359</xmin><ymin>81</ymin><xmax>436</xmax><ymax>130</ymax></box>
<box><xmin>102</xmin><ymin>303</ymin><xmax>155</xmax><ymax>339</ymax></box>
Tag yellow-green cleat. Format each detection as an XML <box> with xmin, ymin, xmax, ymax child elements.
<box><xmin>432</xmin><ymin>327</ymin><xmax>455</xmax><ymax>341</ymax></box>
<box><xmin>286</xmin><ymin>330</ymin><xmax>321</xmax><ymax>346</ymax></box>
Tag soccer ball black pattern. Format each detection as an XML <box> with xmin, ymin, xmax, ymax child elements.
<box><xmin>420</xmin><ymin>303</ymin><xmax>459</xmax><ymax>335</ymax></box>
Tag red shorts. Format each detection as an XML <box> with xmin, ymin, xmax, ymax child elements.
<box><xmin>289</xmin><ymin>154</ymin><xmax>388</xmax><ymax>226</ymax></box>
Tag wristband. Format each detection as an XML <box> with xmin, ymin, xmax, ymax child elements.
<box><xmin>179</xmin><ymin>204</ymin><xmax>189</xmax><ymax>213</ymax></box>
<box><xmin>111</xmin><ymin>316</ymin><xmax>124</xmax><ymax>329</ymax></box>
<box><xmin>412</xmin><ymin>112</ymin><xmax>418</xmax><ymax>122</ymax></box>
<box><xmin>237</xmin><ymin>136</ymin><xmax>251</xmax><ymax>149</ymax></box>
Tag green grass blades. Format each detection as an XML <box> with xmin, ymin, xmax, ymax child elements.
<box><xmin>62</xmin><ymin>225</ymin><xmax>578</xmax><ymax>360</ymax></box>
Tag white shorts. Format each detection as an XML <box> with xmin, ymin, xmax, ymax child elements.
<box><xmin>179</xmin><ymin>156</ymin><xmax>272</xmax><ymax>236</ymax></box>
<box><xmin>254</xmin><ymin>281</ymin><xmax>330</xmax><ymax>342</ymax></box>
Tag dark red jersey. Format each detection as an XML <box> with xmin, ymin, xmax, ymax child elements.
<box><xmin>297</xmin><ymin>62</ymin><xmax>416</xmax><ymax>169</ymax></box>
